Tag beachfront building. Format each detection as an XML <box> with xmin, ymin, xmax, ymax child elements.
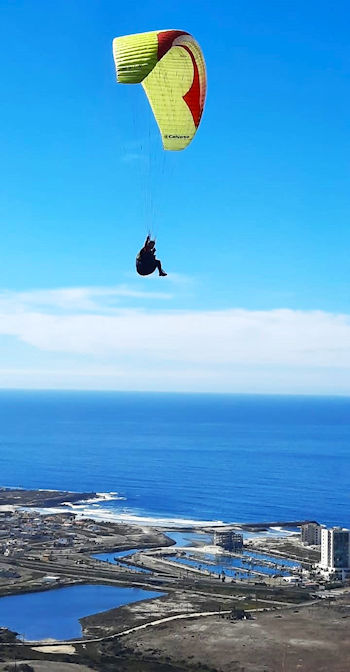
<box><xmin>301</xmin><ymin>522</ymin><xmax>323</xmax><ymax>546</ymax></box>
<box><xmin>214</xmin><ymin>529</ymin><xmax>243</xmax><ymax>552</ymax></box>
<box><xmin>318</xmin><ymin>527</ymin><xmax>350</xmax><ymax>581</ymax></box>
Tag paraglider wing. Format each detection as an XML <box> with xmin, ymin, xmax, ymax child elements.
<box><xmin>113</xmin><ymin>29</ymin><xmax>206</xmax><ymax>150</ymax></box>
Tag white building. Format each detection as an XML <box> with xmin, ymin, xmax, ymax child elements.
<box><xmin>319</xmin><ymin>527</ymin><xmax>350</xmax><ymax>580</ymax></box>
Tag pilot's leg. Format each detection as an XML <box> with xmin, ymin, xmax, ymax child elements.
<box><xmin>155</xmin><ymin>260</ymin><xmax>167</xmax><ymax>277</ymax></box>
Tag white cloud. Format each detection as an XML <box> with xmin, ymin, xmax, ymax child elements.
<box><xmin>1</xmin><ymin>306</ymin><xmax>349</xmax><ymax>366</ymax></box>
<box><xmin>0</xmin><ymin>286</ymin><xmax>349</xmax><ymax>393</ymax></box>
<box><xmin>0</xmin><ymin>285</ymin><xmax>172</xmax><ymax>312</ymax></box>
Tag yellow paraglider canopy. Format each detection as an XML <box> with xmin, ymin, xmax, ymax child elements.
<box><xmin>113</xmin><ymin>29</ymin><xmax>206</xmax><ymax>150</ymax></box>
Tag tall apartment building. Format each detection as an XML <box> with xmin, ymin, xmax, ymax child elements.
<box><xmin>319</xmin><ymin>527</ymin><xmax>350</xmax><ymax>580</ymax></box>
<box><xmin>214</xmin><ymin>529</ymin><xmax>243</xmax><ymax>552</ymax></box>
<box><xmin>301</xmin><ymin>522</ymin><xmax>323</xmax><ymax>546</ymax></box>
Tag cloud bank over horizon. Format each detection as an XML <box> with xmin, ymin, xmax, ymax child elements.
<box><xmin>0</xmin><ymin>285</ymin><xmax>349</xmax><ymax>394</ymax></box>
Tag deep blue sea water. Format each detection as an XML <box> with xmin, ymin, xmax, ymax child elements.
<box><xmin>0</xmin><ymin>391</ymin><xmax>349</xmax><ymax>528</ymax></box>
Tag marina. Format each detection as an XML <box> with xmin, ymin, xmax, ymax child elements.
<box><xmin>0</xmin><ymin>487</ymin><xmax>348</xmax><ymax>672</ymax></box>
<box><xmin>167</xmin><ymin>549</ymin><xmax>300</xmax><ymax>580</ymax></box>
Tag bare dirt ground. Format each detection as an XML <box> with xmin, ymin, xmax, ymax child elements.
<box><xmin>247</xmin><ymin>535</ymin><xmax>321</xmax><ymax>564</ymax></box>
<box><xmin>80</xmin><ymin>589</ymin><xmax>259</xmax><ymax>639</ymax></box>
<box><xmin>118</xmin><ymin>595</ymin><xmax>350</xmax><ymax>672</ymax></box>
<box><xmin>2</xmin><ymin>593</ymin><xmax>350</xmax><ymax>671</ymax></box>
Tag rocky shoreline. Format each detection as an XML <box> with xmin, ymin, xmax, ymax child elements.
<box><xmin>0</xmin><ymin>488</ymin><xmax>96</xmax><ymax>508</ymax></box>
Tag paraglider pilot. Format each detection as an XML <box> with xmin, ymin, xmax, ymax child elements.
<box><xmin>136</xmin><ymin>235</ymin><xmax>167</xmax><ymax>277</ymax></box>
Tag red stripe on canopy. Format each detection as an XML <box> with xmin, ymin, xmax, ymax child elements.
<box><xmin>157</xmin><ymin>30</ymin><xmax>188</xmax><ymax>60</ymax></box>
<box><xmin>181</xmin><ymin>45</ymin><xmax>202</xmax><ymax>128</ymax></box>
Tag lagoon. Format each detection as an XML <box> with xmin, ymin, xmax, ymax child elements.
<box><xmin>0</xmin><ymin>584</ymin><xmax>163</xmax><ymax>641</ymax></box>
<box><xmin>91</xmin><ymin>550</ymin><xmax>151</xmax><ymax>573</ymax></box>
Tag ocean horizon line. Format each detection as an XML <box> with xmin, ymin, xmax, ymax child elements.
<box><xmin>0</xmin><ymin>388</ymin><xmax>349</xmax><ymax>399</ymax></box>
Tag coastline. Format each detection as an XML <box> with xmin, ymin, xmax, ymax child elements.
<box><xmin>1</xmin><ymin>487</ymin><xmax>349</xmax><ymax>672</ymax></box>
<box><xmin>0</xmin><ymin>488</ymin><xmax>99</xmax><ymax>509</ymax></box>
<box><xmin>0</xmin><ymin>486</ymin><xmax>321</xmax><ymax>600</ymax></box>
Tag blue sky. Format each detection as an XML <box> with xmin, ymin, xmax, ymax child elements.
<box><xmin>0</xmin><ymin>1</ymin><xmax>349</xmax><ymax>393</ymax></box>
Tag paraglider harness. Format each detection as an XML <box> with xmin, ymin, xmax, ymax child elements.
<box><xmin>136</xmin><ymin>234</ymin><xmax>167</xmax><ymax>277</ymax></box>
<box><xmin>136</xmin><ymin>235</ymin><xmax>157</xmax><ymax>276</ymax></box>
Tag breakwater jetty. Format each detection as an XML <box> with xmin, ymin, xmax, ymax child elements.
<box><xmin>215</xmin><ymin>520</ymin><xmax>318</xmax><ymax>532</ymax></box>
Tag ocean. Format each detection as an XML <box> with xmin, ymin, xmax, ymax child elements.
<box><xmin>0</xmin><ymin>390</ymin><xmax>349</xmax><ymax>529</ymax></box>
